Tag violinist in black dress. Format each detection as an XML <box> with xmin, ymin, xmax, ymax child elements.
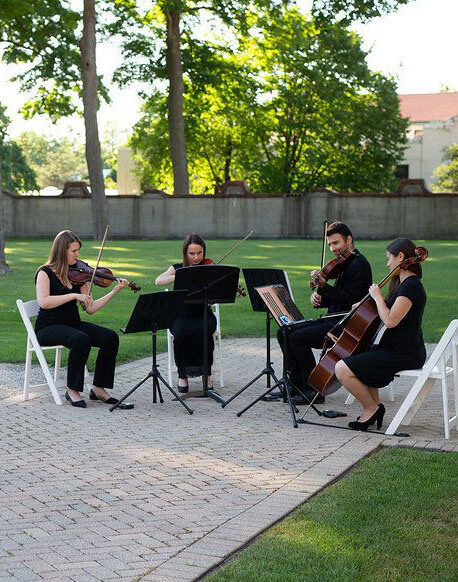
<box><xmin>335</xmin><ymin>238</ymin><xmax>427</xmax><ymax>431</ymax></box>
<box><xmin>277</xmin><ymin>222</ymin><xmax>372</xmax><ymax>404</ymax></box>
<box><xmin>155</xmin><ymin>233</ymin><xmax>217</xmax><ymax>393</ymax></box>
<box><xmin>35</xmin><ymin>230</ymin><xmax>132</xmax><ymax>409</ymax></box>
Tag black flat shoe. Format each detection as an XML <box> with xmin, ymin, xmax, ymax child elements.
<box><xmin>177</xmin><ymin>385</ymin><xmax>189</xmax><ymax>394</ymax></box>
<box><xmin>89</xmin><ymin>389</ymin><xmax>134</xmax><ymax>410</ymax></box>
<box><xmin>349</xmin><ymin>403</ymin><xmax>385</xmax><ymax>431</ymax></box>
<box><xmin>65</xmin><ymin>390</ymin><xmax>87</xmax><ymax>408</ymax></box>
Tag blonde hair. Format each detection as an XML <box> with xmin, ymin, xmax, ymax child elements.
<box><xmin>40</xmin><ymin>230</ymin><xmax>82</xmax><ymax>287</ymax></box>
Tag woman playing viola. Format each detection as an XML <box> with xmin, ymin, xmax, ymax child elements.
<box><xmin>335</xmin><ymin>238</ymin><xmax>427</xmax><ymax>431</ymax></box>
<box><xmin>155</xmin><ymin>233</ymin><xmax>217</xmax><ymax>393</ymax></box>
<box><xmin>35</xmin><ymin>230</ymin><xmax>133</xmax><ymax>409</ymax></box>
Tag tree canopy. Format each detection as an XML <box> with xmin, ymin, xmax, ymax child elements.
<box><xmin>130</xmin><ymin>7</ymin><xmax>407</xmax><ymax>193</ymax></box>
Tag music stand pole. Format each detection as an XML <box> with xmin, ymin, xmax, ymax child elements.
<box><xmin>221</xmin><ymin>311</ymin><xmax>280</xmax><ymax>408</ymax></box>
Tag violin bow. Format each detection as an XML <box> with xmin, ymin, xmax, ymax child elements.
<box><xmin>320</xmin><ymin>220</ymin><xmax>328</xmax><ymax>270</ymax></box>
<box><xmin>216</xmin><ymin>229</ymin><xmax>255</xmax><ymax>264</ymax></box>
<box><xmin>87</xmin><ymin>225</ymin><xmax>110</xmax><ymax>298</ymax></box>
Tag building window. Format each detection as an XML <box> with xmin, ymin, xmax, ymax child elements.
<box><xmin>395</xmin><ymin>164</ymin><xmax>409</xmax><ymax>180</ymax></box>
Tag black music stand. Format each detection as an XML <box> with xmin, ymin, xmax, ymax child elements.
<box><xmin>222</xmin><ymin>268</ymin><xmax>289</xmax><ymax>408</ymax></box>
<box><xmin>174</xmin><ymin>264</ymin><xmax>239</xmax><ymax>404</ymax></box>
<box><xmin>236</xmin><ymin>285</ymin><xmax>334</xmax><ymax>428</ymax></box>
<box><xmin>110</xmin><ymin>291</ymin><xmax>193</xmax><ymax>415</ymax></box>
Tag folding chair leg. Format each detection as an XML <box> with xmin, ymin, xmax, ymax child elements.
<box><xmin>167</xmin><ymin>332</ymin><xmax>174</xmax><ymax>387</ymax></box>
<box><xmin>386</xmin><ymin>381</ymin><xmax>395</xmax><ymax>401</ymax></box>
<box><xmin>54</xmin><ymin>347</ymin><xmax>62</xmax><ymax>382</ymax></box>
<box><xmin>217</xmin><ymin>332</ymin><xmax>224</xmax><ymax>388</ymax></box>
<box><xmin>23</xmin><ymin>343</ymin><xmax>33</xmax><ymax>401</ymax></box>
<box><xmin>34</xmin><ymin>346</ymin><xmax>63</xmax><ymax>405</ymax></box>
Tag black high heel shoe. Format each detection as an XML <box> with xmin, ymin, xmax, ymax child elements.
<box><xmin>349</xmin><ymin>403</ymin><xmax>385</xmax><ymax>431</ymax></box>
<box><xmin>65</xmin><ymin>390</ymin><xmax>87</xmax><ymax>408</ymax></box>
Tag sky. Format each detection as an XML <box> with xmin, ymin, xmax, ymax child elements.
<box><xmin>1</xmin><ymin>0</ymin><xmax>458</xmax><ymax>144</ymax></box>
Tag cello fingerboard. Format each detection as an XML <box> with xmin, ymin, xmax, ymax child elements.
<box><xmin>255</xmin><ymin>284</ymin><xmax>305</xmax><ymax>326</ymax></box>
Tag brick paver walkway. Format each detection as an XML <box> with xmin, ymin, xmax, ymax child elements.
<box><xmin>1</xmin><ymin>338</ymin><xmax>457</xmax><ymax>581</ymax></box>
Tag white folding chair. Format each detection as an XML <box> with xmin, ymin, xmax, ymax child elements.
<box><xmin>16</xmin><ymin>299</ymin><xmax>91</xmax><ymax>405</ymax></box>
<box><xmin>167</xmin><ymin>303</ymin><xmax>224</xmax><ymax>388</ymax></box>
<box><xmin>385</xmin><ymin>320</ymin><xmax>458</xmax><ymax>439</ymax></box>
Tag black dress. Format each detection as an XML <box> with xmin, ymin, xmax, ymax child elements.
<box><xmin>35</xmin><ymin>266</ymin><xmax>119</xmax><ymax>391</ymax></box>
<box><xmin>343</xmin><ymin>276</ymin><xmax>427</xmax><ymax>388</ymax></box>
<box><xmin>171</xmin><ymin>263</ymin><xmax>217</xmax><ymax>379</ymax></box>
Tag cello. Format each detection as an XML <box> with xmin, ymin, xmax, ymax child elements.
<box><xmin>307</xmin><ymin>246</ymin><xmax>428</xmax><ymax>396</ymax></box>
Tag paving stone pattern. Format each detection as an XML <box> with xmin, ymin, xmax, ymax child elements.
<box><xmin>1</xmin><ymin>339</ymin><xmax>457</xmax><ymax>581</ymax></box>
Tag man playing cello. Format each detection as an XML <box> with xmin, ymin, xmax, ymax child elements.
<box><xmin>277</xmin><ymin>222</ymin><xmax>372</xmax><ymax>404</ymax></box>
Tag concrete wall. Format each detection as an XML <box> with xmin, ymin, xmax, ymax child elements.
<box><xmin>4</xmin><ymin>190</ymin><xmax>458</xmax><ymax>240</ymax></box>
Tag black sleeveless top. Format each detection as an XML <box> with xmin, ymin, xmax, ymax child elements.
<box><xmin>35</xmin><ymin>266</ymin><xmax>82</xmax><ymax>332</ymax></box>
<box><xmin>379</xmin><ymin>275</ymin><xmax>427</xmax><ymax>354</ymax></box>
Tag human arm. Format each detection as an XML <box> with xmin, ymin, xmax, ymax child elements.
<box><xmin>368</xmin><ymin>284</ymin><xmax>412</xmax><ymax>328</ymax></box>
<box><xmin>36</xmin><ymin>269</ymin><xmax>92</xmax><ymax>309</ymax></box>
<box><xmin>155</xmin><ymin>265</ymin><xmax>176</xmax><ymax>286</ymax></box>
<box><xmin>82</xmin><ymin>279</ymin><xmax>130</xmax><ymax>315</ymax></box>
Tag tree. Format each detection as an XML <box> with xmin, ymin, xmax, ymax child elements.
<box><xmin>80</xmin><ymin>0</ymin><xmax>108</xmax><ymax>237</ymax></box>
<box><xmin>0</xmin><ymin>0</ymin><xmax>109</xmax><ymax>237</ymax></box>
<box><xmin>131</xmin><ymin>8</ymin><xmax>407</xmax><ymax>193</ymax></box>
<box><xmin>16</xmin><ymin>132</ymin><xmax>86</xmax><ymax>189</ymax></box>
<box><xmin>311</xmin><ymin>0</ymin><xmax>410</xmax><ymax>23</ymax></box>
<box><xmin>113</xmin><ymin>0</ymin><xmax>286</xmax><ymax>195</ymax></box>
<box><xmin>432</xmin><ymin>144</ymin><xmax>458</xmax><ymax>193</ymax></box>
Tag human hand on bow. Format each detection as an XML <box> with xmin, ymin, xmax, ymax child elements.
<box><xmin>76</xmin><ymin>293</ymin><xmax>93</xmax><ymax>310</ymax></box>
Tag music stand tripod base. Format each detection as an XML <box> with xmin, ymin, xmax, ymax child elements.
<box><xmin>110</xmin><ymin>291</ymin><xmax>193</xmax><ymax>415</ymax></box>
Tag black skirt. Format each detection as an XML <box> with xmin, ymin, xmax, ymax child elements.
<box><xmin>344</xmin><ymin>344</ymin><xmax>427</xmax><ymax>388</ymax></box>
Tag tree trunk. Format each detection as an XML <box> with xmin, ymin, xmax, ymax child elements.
<box><xmin>0</xmin><ymin>143</ymin><xmax>10</xmax><ymax>274</ymax></box>
<box><xmin>80</xmin><ymin>0</ymin><xmax>108</xmax><ymax>239</ymax></box>
<box><xmin>165</xmin><ymin>9</ymin><xmax>189</xmax><ymax>196</ymax></box>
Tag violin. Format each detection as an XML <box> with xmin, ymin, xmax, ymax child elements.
<box><xmin>307</xmin><ymin>246</ymin><xmax>428</xmax><ymax>396</ymax></box>
<box><xmin>201</xmin><ymin>258</ymin><xmax>247</xmax><ymax>297</ymax></box>
<box><xmin>69</xmin><ymin>259</ymin><xmax>141</xmax><ymax>293</ymax></box>
<box><xmin>310</xmin><ymin>249</ymin><xmax>355</xmax><ymax>289</ymax></box>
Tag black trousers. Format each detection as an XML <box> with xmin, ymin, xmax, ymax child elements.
<box><xmin>277</xmin><ymin>317</ymin><xmax>341</xmax><ymax>391</ymax></box>
<box><xmin>36</xmin><ymin>322</ymin><xmax>119</xmax><ymax>391</ymax></box>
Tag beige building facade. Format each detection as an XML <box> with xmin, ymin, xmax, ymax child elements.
<box><xmin>399</xmin><ymin>92</ymin><xmax>458</xmax><ymax>190</ymax></box>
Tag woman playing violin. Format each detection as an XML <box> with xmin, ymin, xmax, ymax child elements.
<box><xmin>335</xmin><ymin>238</ymin><xmax>427</xmax><ymax>431</ymax></box>
<box><xmin>155</xmin><ymin>233</ymin><xmax>217</xmax><ymax>393</ymax></box>
<box><xmin>35</xmin><ymin>230</ymin><xmax>133</xmax><ymax>409</ymax></box>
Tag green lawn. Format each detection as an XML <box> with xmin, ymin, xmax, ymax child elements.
<box><xmin>206</xmin><ymin>447</ymin><xmax>458</xmax><ymax>582</ymax></box>
<box><xmin>0</xmin><ymin>238</ymin><xmax>457</xmax><ymax>367</ymax></box>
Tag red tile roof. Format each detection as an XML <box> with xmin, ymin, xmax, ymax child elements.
<box><xmin>399</xmin><ymin>92</ymin><xmax>458</xmax><ymax>122</ymax></box>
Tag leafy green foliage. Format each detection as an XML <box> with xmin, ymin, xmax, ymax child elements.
<box><xmin>0</xmin><ymin>0</ymin><xmax>82</xmax><ymax>120</ymax></box>
<box><xmin>312</xmin><ymin>0</ymin><xmax>410</xmax><ymax>23</ymax></box>
<box><xmin>130</xmin><ymin>8</ymin><xmax>407</xmax><ymax>193</ymax></box>
<box><xmin>0</xmin><ymin>104</ymin><xmax>38</xmax><ymax>193</ymax></box>
<box><xmin>432</xmin><ymin>143</ymin><xmax>458</xmax><ymax>193</ymax></box>
<box><xmin>16</xmin><ymin>131</ymin><xmax>87</xmax><ymax>189</ymax></box>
